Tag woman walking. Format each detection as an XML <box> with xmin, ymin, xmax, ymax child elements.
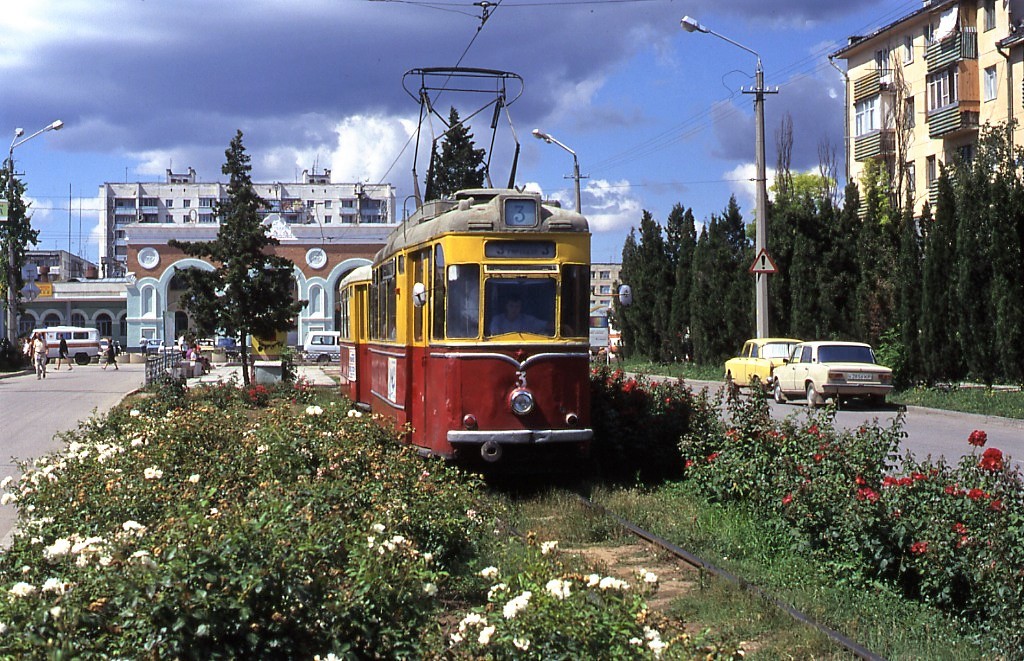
<box><xmin>55</xmin><ymin>335</ymin><xmax>73</xmax><ymax>371</ymax></box>
<box><xmin>101</xmin><ymin>338</ymin><xmax>119</xmax><ymax>370</ymax></box>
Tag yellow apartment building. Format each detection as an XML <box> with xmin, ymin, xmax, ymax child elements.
<box><xmin>832</xmin><ymin>0</ymin><xmax>1024</xmax><ymax>214</ymax></box>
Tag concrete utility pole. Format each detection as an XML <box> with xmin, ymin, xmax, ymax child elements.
<box><xmin>681</xmin><ymin>17</ymin><xmax>776</xmax><ymax>338</ymax></box>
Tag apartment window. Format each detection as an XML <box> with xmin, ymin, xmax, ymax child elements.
<box><xmin>599</xmin><ymin>270</ymin><xmax>610</xmax><ymax>279</ymax></box>
<box><xmin>140</xmin><ymin>197</ymin><xmax>159</xmax><ymax>208</ymax></box>
<box><xmin>199</xmin><ymin>213</ymin><xmax>215</xmax><ymax>223</ymax></box>
<box><xmin>342</xmin><ymin>199</ymin><xmax>355</xmax><ymax>208</ymax></box>
<box><xmin>903</xmin><ymin>35</ymin><xmax>914</xmax><ymax>65</ymax></box>
<box><xmin>182</xmin><ymin>199</ymin><xmax>191</xmax><ymax>208</ymax></box>
<box><xmin>923</xmin><ymin>23</ymin><xmax>934</xmax><ymax>44</ymax></box>
<box><xmin>165</xmin><ymin>199</ymin><xmax>173</xmax><ymax>208</ymax></box>
<box><xmin>926</xmin><ymin>155</ymin><xmax>938</xmax><ymax>183</ymax></box>
<box><xmin>855</xmin><ymin>96</ymin><xmax>880</xmax><ymax>136</ymax></box>
<box><xmin>324</xmin><ymin>215</ymin><xmax>332</xmax><ymax>224</ymax></box>
<box><xmin>875</xmin><ymin>47</ymin><xmax>891</xmax><ymax>83</ymax></box>
<box><xmin>164</xmin><ymin>214</ymin><xmax>173</xmax><ymax>223</ymax></box>
<box><xmin>905</xmin><ymin>96</ymin><xmax>916</xmax><ymax>129</ymax></box>
<box><xmin>307</xmin><ymin>200</ymin><xmax>316</xmax><ymax>208</ymax></box>
<box><xmin>324</xmin><ymin>200</ymin><xmax>332</xmax><ymax>209</ymax></box>
<box><xmin>984</xmin><ymin>0</ymin><xmax>996</xmax><ymax>32</ymax></box>
<box><xmin>984</xmin><ymin>66</ymin><xmax>998</xmax><ymax>102</ymax></box>
<box><xmin>199</xmin><ymin>197</ymin><xmax>216</xmax><ymax>208</ymax></box>
<box><xmin>926</xmin><ymin>67</ymin><xmax>958</xmax><ymax>112</ymax></box>
<box><xmin>906</xmin><ymin>161</ymin><xmax>916</xmax><ymax>198</ymax></box>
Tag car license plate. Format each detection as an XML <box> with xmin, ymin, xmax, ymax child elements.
<box><xmin>847</xmin><ymin>373</ymin><xmax>872</xmax><ymax>381</ymax></box>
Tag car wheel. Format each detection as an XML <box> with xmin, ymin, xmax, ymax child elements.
<box><xmin>805</xmin><ymin>382</ymin><xmax>819</xmax><ymax>408</ymax></box>
<box><xmin>773</xmin><ymin>382</ymin><xmax>787</xmax><ymax>404</ymax></box>
<box><xmin>74</xmin><ymin>353</ymin><xmax>90</xmax><ymax>366</ymax></box>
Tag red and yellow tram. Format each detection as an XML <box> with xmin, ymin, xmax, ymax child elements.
<box><xmin>338</xmin><ymin>188</ymin><xmax>592</xmax><ymax>465</ymax></box>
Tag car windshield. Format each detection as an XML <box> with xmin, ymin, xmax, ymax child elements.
<box><xmin>762</xmin><ymin>342</ymin><xmax>795</xmax><ymax>359</ymax></box>
<box><xmin>817</xmin><ymin>345</ymin><xmax>875</xmax><ymax>364</ymax></box>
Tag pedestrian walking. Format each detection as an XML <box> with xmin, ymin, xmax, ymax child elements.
<box><xmin>31</xmin><ymin>332</ymin><xmax>48</xmax><ymax>379</ymax></box>
<box><xmin>56</xmin><ymin>335</ymin><xmax>73</xmax><ymax>371</ymax></box>
<box><xmin>101</xmin><ymin>337</ymin><xmax>119</xmax><ymax>370</ymax></box>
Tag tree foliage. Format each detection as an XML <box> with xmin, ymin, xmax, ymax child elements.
<box><xmin>424</xmin><ymin>107</ymin><xmax>486</xmax><ymax>201</ymax></box>
<box><xmin>0</xmin><ymin>171</ymin><xmax>38</xmax><ymax>336</ymax></box>
<box><xmin>613</xmin><ymin>120</ymin><xmax>1024</xmax><ymax>386</ymax></box>
<box><xmin>168</xmin><ymin>130</ymin><xmax>304</xmax><ymax>386</ymax></box>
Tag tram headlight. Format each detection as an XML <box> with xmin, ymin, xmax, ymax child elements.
<box><xmin>509</xmin><ymin>388</ymin><xmax>535</xmax><ymax>416</ymax></box>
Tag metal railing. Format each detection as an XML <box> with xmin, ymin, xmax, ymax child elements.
<box><xmin>144</xmin><ymin>351</ymin><xmax>182</xmax><ymax>386</ymax></box>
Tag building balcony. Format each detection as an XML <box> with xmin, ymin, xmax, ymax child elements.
<box><xmin>927</xmin><ymin>101</ymin><xmax>980</xmax><ymax>139</ymax></box>
<box><xmin>926</xmin><ymin>30</ymin><xmax>977</xmax><ymax>73</ymax></box>
<box><xmin>854</xmin><ymin>129</ymin><xmax>895</xmax><ymax>162</ymax></box>
<box><xmin>853</xmin><ymin>69</ymin><xmax>896</xmax><ymax>102</ymax></box>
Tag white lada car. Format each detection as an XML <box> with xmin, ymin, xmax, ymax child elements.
<box><xmin>772</xmin><ymin>341</ymin><xmax>893</xmax><ymax>407</ymax></box>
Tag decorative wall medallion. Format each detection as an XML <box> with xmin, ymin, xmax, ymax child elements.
<box><xmin>138</xmin><ymin>247</ymin><xmax>160</xmax><ymax>270</ymax></box>
<box><xmin>306</xmin><ymin>247</ymin><xmax>328</xmax><ymax>269</ymax></box>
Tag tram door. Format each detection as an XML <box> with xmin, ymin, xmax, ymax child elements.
<box><xmin>410</xmin><ymin>251</ymin><xmax>433</xmax><ymax>447</ymax></box>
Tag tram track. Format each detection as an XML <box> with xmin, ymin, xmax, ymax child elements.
<box><xmin>575</xmin><ymin>494</ymin><xmax>886</xmax><ymax>661</ymax></box>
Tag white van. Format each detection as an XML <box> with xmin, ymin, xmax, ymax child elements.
<box><xmin>303</xmin><ymin>330</ymin><xmax>341</xmax><ymax>363</ymax></box>
<box><xmin>38</xmin><ymin>326</ymin><xmax>101</xmax><ymax>365</ymax></box>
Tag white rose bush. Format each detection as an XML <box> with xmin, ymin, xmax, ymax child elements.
<box><xmin>0</xmin><ymin>379</ymin><xmax>737</xmax><ymax>658</ymax></box>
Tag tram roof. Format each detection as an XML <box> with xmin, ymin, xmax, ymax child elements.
<box><xmin>376</xmin><ymin>188</ymin><xmax>589</xmax><ymax>263</ymax></box>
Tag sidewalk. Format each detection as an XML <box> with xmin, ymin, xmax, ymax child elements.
<box><xmin>187</xmin><ymin>361</ymin><xmax>339</xmax><ymax>388</ymax></box>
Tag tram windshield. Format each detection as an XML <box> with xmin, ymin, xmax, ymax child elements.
<box><xmin>485</xmin><ymin>278</ymin><xmax>556</xmax><ymax>337</ymax></box>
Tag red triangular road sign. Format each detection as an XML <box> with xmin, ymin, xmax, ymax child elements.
<box><xmin>749</xmin><ymin>249</ymin><xmax>778</xmax><ymax>274</ymax></box>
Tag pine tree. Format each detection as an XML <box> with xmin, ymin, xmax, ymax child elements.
<box><xmin>616</xmin><ymin>229</ymin><xmax>640</xmax><ymax>359</ymax></box>
<box><xmin>169</xmin><ymin>130</ymin><xmax>305</xmax><ymax>386</ymax></box>
<box><xmin>424</xmin><ymin>107</ymin><xmax>486</xmax><ymax>201</ymax></box>
<box><xmin>987</xmin><ymin>125</ymin><xmax>1024</xmax><ymax>383</ymax></box>
<box><xmin>854</xmin><ymin>161</ymin><xmax>897</xmax><ymax>347</ymax></box>
<box><xmin>619</xmin><ymin>211</ymin><xmax>671</xmax><ymax>360</ymax></box>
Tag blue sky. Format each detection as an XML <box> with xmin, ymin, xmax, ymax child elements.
<box><xmin>0</xmin><ymin>0</ymin><xmax>924</xmax><ymax>265</ymax></box>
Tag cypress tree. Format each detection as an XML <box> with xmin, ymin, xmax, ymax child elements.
<box><xmin>617</xmin><ymin>229</ymin><xmax>640</xmax><ymax>359</ymax></box>
<box><xmin>919</xmin><ymin>173</ymin><xmax>961</xmax><ymax>383</ymax></box>
<box><xmin>665</xmin><ymin>204</ymin><xmax>696</xmax><ymax>360</ymax></box>
<box><xmin>952</xmin><ymin>144</ymin><xmax>997</xmax><ymax>384</ymax></box>
<box><xmin>169</xmin><ymin>131</ymin><xmax>305</xmax><ymax>386</ymax></box>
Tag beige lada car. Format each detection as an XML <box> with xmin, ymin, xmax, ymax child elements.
<box><xmin>724</xmin><ymin>337</ymin><xmax>802</xmax><ymax>390</ymax></box>
<box><xmin>772</xmin><ymin>341</ymin><xmax>893</xmax><ymax>407</ymax></box>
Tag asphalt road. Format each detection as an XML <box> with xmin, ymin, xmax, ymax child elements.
<box><xmin>686</xmin><ymin>378</ymin><xmax>1024</xmax><ymax>473</ymax></box>
<box><xmin>0</xmin><ymin>361</ymin><xmax>145</xmax><ymax>546</ymax></box>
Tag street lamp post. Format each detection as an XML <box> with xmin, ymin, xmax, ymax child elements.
<box><xmin>4</xmin><ymin>119</ymin><xmax>63</xmax><ymax>343</ymax></box>
<box><xmin>681</xmin><ymin>16</ymin><xmax>774</xmax><ymax>339</ymax></box>
<box><xmin>531</xmin><ymin>128</ymin><xmax>582</xmax><ymax>213</ymax></box>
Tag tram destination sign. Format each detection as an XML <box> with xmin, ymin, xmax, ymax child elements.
<box><xmin>485</xmin><ymin>240</ymin><xmax>555</xmax><ymax>259</ymax></box>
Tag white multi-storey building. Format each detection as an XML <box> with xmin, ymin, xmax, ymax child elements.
<box><xmin>98</xmin><ymin>168</ymin><xmax>398</xmax><ymax>349</ymax></box>
<box><xmin>98</xmin><ymin>168</ymin><xmax>395</xmax><ymax>277</ymax></box>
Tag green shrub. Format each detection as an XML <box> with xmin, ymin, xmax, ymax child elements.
<box><xmin>589</xmin><ymin>366</ymin><xmax>711</xmax><ymax>483</ymax></box>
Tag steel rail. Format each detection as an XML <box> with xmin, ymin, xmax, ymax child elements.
<box><xmin>578</xmin><ymin>495</ymin><xmax>887</xmax><ymax>661</ymax></box>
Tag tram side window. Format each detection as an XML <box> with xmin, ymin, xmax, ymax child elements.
<box><xmin>485</xmin><ymin>278</ymin><xmax>556</xmax><ymax>337</ymax></box>
<box><xmin>559</xmin><ymin>264</ymin><xmax>589</xmax><ymax>338</ymax></box>
<box><xmin>432</xmin><ymin>245</ymin><xmax>446</xmax><ymax>340</ymax></box>
<box><xmin>339</xmin><ymin>288</ymin><xmax>351</xmax><ymax>339</ymax></box>
<box><xmin>446</xmin><ymin>264</ymin><xmax>480</xmax><ymax>338</ymax></box>
<box><xmin>371</xmin><ymin>261</ymin><xmax>398</xmax><ymax>341</ymax></box>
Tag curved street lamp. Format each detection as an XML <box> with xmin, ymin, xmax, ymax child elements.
<box><xmin>532</xmin><ymin>128</ymin><xmax>582</xmax><ymax>213</ymax></box>
<box><xmin>681</xmin><ymin>15</ymin><xmax>773</xmax><ymax>339</ymax></box>
<box><xmin>5</xmin><ymin>119</ymin><xmax>63</xmax><ymax>343</ymax></box>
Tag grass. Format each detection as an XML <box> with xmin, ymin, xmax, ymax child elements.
<box><xmin>509</xmin><ymin>485</ymin><xmax>989</xmax><ymax>660</ymax></box>
<box><xmin>617</xmin><ymin>357</ymin><xmax>1024</xmax><ymax>420</ymax></box>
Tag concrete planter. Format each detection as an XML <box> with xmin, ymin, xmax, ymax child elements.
<box><xmin>253</xmin><ymin>360</ymin><xmax>283</xmax><ymax>385</ymax></box>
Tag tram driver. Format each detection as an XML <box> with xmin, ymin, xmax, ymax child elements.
<box><xmin>489</xmin><ymin>293</ymin><xmax>549</xmax><ymax>335</ymax></box>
